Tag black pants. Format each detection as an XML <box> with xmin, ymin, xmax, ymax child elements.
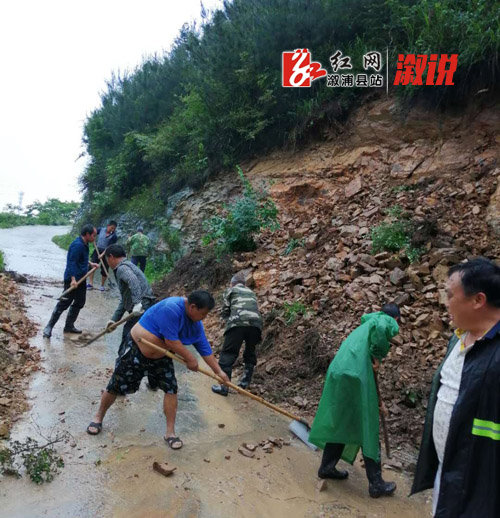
<box><xmin>55</xmin><ymin>280</ymin><xmax>87</xmax><ymax>312</ymax></box>
<box><xmin>321</xmin><ymin>442</ymin><xmax>381</xmax><ymax>481</ymax></box>
<box><xmin>91</xmin><ymin>248</ymin><xmax>109</xmax><ymax>277</ymax></box>
<box><xmin>218</xmin><ymin>326</ymin><xmax>261</xmax><ymax>379</ymax></box>
<box><xmin>130</xmin><ymin>256</ymin><xmax>147</xmax><ymax>272</ymax></box>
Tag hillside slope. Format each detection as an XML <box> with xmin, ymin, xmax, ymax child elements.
<box><xmin>154</xmin><ymin>96</ymin><xmax>500</xmax><ymax>464</ymax></box>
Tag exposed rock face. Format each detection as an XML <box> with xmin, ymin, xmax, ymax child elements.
<box><xmin>153</xmin><ymin>97</ymin><xmax>499</xmax><ymax>458</ymax></box>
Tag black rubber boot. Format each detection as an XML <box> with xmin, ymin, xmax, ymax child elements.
<box><xmin>211</xmin><ymin>384</ymin><xmax>229</xmax><ymax>396</ymax></box>
<box><xmin>364</xmin><ymin>456</ymin><xmax>396</xmax><ymax>498</ymax></box>
<box><xmin>238</xmin><ymin>365</ymin><xmax>254</xmax><ymax>389</ymax></box>
<box><xmin>63</xmin><ymin>306</ymin><xmax>82</xmax><ymax>334</ymax></box>
<box><xmin>318</xmin><ymin>443</ymin><xmax>349</xmax><ymax>480</ymax></box>
<box><xmin>43</xmin><ymin>307</ymin><xmax>64</xmax><ymax>338</ymax></box>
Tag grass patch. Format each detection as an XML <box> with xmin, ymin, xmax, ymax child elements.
<box><xmin>51</xmin><ymin>232</ymin><xmax>75</xmax><ymax>251</ymax></box>
<box><xmin>282</xmin><ymin>300</ymin><xmax>310</xmax><ymax>325</ymax></box>
<box><xmin>371</xmin><ymin>206</ymin><xmax>424</xmax><ymax>263</ymax></box>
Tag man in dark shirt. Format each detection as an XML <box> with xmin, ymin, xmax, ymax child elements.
<box><xmin>43</xmin><ymin>224</ymin><xmax>98</xmax><ymax>338</ymax></box>
<box><xmin>87</xmin><ymin>220</ymin><xmax>118</xmax><ymax>291</ymax></box>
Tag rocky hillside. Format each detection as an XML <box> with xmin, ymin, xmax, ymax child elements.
<box><xmin>154</xmin><ymin>96</ymin><xmax>500</xmax><ymax>463</ymax></box>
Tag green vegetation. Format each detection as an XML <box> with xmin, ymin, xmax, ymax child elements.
<box><xmin>51</xmin><ymin>232</ymin><xmax>75</xmax><ymax>250</ymax></box>
<box><xmin>0</xmin><ymin>250</ymin><xmax>5</xmax><ymax>271</ymax></box>
<box><xmin>283</xmin><ymin>238</ymin><xmax>305</xmax><ymax>256</ymax></box>
<box><xmin>202</xmin><ymin>167</ymin><xmax>279</xmax><ymax>253</ymax></box>
<box><xmin>80</xmin><ymin>0</ymin><xmax>498</xmax><ymax>223</ymax></box>
<box><xmin>144</xmin><ymin>253</ymin><xmax>176</xmax><ymax>284</ymax></box>
<box><xmin>371</xmin><ymin>205</ymin><xmax>424</xmax><ymax>262</ymax></box>
<box><xmin>0</xmin><ymin>199</ymin><xmax>79</xmax><ymax>229</ymax></box>
<box><xmin>282</xmin><ymin>300</ymin><xmax>310</xmax><ymax>325</ymax></box>
<box><xmin>0</xmin><ymin>436</ymin><xmax>65</xmax><ymax>484</ymax></box>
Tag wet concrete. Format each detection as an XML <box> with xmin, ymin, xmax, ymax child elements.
<box><xmin>0</xmin><ymin>227</ymin><xmax>432</xmax><ymax>517</ymax></box>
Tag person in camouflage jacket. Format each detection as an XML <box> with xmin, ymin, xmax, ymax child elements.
<box><xmin>126</xmin><ymin>226</ymin><xmax>151</xmax><ymax>272</ymax></box>
<box><xmin>212</xmin><ymin>273</ymin><xmax>263</xmax><ymax>396</ymax></box>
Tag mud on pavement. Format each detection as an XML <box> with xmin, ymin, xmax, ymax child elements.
<box><xmin>0</xmin><ymin>226</ymin><xmax>432</xmax><ymax>517</ymax></box>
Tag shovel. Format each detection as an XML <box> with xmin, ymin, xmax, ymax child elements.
<box><xmin>138</xmin><ymin>338</ymin><xmax>316</xmax><ymax>450</ymax></box>
<box><xmin>57</xmin><ymin>266</ymin><xmax>98</xmax><ymax>300</ymax></box>
<box><xmin>73</xmin><ymin>311</ymin><xmax>144</xmax><ymax>348</ymax></box>
<box><xmin>374</xmin><ymin>369</ymin><xmax>391</xmax><ymax>458</ymax></box>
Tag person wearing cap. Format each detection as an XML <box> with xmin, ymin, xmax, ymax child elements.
<box><xmin>127</xmin><ymin>226</ymin><xmax>151</xmax><ymax>273</ymax></box>
<box><xmin>212</xmin><ymin>272</ymin><xmax>263</xmax><ymax>396</ymax></box>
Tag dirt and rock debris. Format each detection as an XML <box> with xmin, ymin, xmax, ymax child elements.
<box><xmin>154</xmin><ymin>98</ymin><xmax>500</xmax><ymax>468</ymax></box>
<box><xmin>0</xmin><ymin>273</ymin><xmax>40</xmax><ymax>439</ymax></box>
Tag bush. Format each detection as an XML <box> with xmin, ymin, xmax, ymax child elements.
<box><xmin>144</xmin><ymin>253</ymin><xmax>175</xmax><ymax>284</ymax></box>
<box><xmin>202</xmin><ymin>166</ymin><xmax>279</xmax><ymax>253</ymax></box>
<box><xmin>52</xmin><ymin>232</ymin><xmax>75</xmax><ymax>251</ymax></box>
<box><xmin>282</xmin><ymin>300</ymin><xmax>310</xmax><ymax>325</ymax></box>
<box><xmin>0</xmin><ymin>250</ymin><xmax>4</xmax><ymax>271</ymax></box>
<box><xmin>371</xmin><ymin>206</ymin><xmax>424</xmax><ymax>262</ymax></box>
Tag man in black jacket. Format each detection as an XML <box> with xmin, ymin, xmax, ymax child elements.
<box><xmin>43</xmin><ymin>224</ymin><xmax>98</xmax><ymax>338</ymax></box>
<box><xmin>412</xmin><ymin>258</ymin><xmax>500</xmax><ymax>517</ymax></box>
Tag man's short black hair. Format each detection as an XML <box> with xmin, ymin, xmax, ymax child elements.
<box><xmin>448</xmin><ymin>257</ymin><xmax>500</xmax><ymax>308</ymax></box>
<box><xmin>108</xmin><ymin>220</ymin><xmax>118</xmax><ymax>227</ymax></box>
<box><xmin>381</xmin><ymin>303</ymin><xmax>401</xmax><ymax>319</ymax></box>
<box><xmin>187</xmin><ymin>290</ymin><xmax>215</xmax><ymax>310</ymax></box>
<box><xmin>105</xmin><ymin>244</ymin><xmax>126</xmax><ymax>258</ymax></box>
<box><xmin>80</xmin><ymin>224</ymin><xmax>95</xmax><ymax>236</ymax></box>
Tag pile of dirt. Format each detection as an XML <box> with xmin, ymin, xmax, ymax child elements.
<box><xmin>0</xmin><ymin>274</ymin><xmax>40</xmax><ymax>438</ymax></box>
<box><xmin>156</xmin><ymin>98</ymin><xmax>500</xmax><ymax>463</ymax></box>
<box><xmin>201</xmin><ymin>163</ymin><xmax>499</xmax><ymax>460</ymax></box>
<box><xmin>153</xmin><ymin>249</ymin><xmax>233</xmax><ymax>299</ymax></box>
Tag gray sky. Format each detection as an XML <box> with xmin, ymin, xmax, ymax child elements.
<box><xmin>0</xmin><ymin>0</ymin><xmax>221</xmax><ymax>210</ymax></box>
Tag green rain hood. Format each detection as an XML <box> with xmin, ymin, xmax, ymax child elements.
<box><xmin>309</xmin><ymin>312</ymin><xmax>399</xmax><ymax>463</ymax></box>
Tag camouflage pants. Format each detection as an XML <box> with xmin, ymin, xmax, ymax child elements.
<box><xmin>106</xmin><ymin>335</ymin><xmax>177</xmax><ymax>395</ymax></box>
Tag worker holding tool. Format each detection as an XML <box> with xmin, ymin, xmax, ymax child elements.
<box><xmin>212</xmin><ymin>272</ymin><xmax>263</xmax><ymax>396</ymax></box>
<box><xmin>87</xmin><ymin>291</ymin><xmax>229</xmax><ymax>449</ymax></box>
<box><xmin>308</xmin><ymin>304</ymin><xmax>400</xmax><ymax>498</ymax></box>
<box><xmin>87</xmin><ymin>220</ymin><xmax>118</xmax><ymax>291</ymax></box>
<box><xmin>43</xmin><ymin>224</ymin><xmax>98</xmax><ymax>338</ymax></box>
<box><xmin>104</xmin><ymin>244</ymin><xmax>157</xmax><ymax>387</ymax></box>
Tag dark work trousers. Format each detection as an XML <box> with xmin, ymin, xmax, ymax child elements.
<box><xmin>130</xmin><ymin>255</ymin><xmax>147</xmax><ymax>272</ymax></box>
<box><xmin>91</xmin><ymin>247</ymin><xmax>109</xmax><ymax>277</ymax></box>
<box><xmin>218</xmin><ymin>326</ymin><xmax>261</xmax><ymax>380</ymax></box>
<box><xmin>321</xmin><ymin>442</ymin><xmax>382</xmax><ymax>480</ymax></box>
<box><xmin>55</xmin><ymin>280</ymin><xmax>87</xmax><ymax>313</ymax></box>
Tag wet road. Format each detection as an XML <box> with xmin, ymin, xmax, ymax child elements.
<box><xmin>0</xmin><ymin>225</ymin><xmax>71</xmax><ymax>278</ymax></box>
<box><xmin>0</xmin><ymin>226</ymin><xmax>432</xmax><ymax>517</ymax></box>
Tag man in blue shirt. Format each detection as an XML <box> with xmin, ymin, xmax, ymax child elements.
<box><xmin>43</xmin><ymin>224</ymin><xmax>98</xmax><ymax>338</ymax></box>
<box><xmin>87</xmin><ymin>291</ymin><xmax>230</xmax><ymax>449</ymax></box>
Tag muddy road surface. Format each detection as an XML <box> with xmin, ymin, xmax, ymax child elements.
<box><xmin>0</xmin><ymin>226</ymin><xmax>432</xmax><ymax>517</ymax></box>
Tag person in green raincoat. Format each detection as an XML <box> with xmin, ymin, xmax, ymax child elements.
<box><xmin>309</xmin><ymin>304</ymin><xmax>401</xmax><ymax>498</ymax></box>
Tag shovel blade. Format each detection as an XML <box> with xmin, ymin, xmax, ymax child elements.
<box><xmin>289</xmin><ymin>420</ymin><xmax>317</xmax><ymax>450</ymax></box>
